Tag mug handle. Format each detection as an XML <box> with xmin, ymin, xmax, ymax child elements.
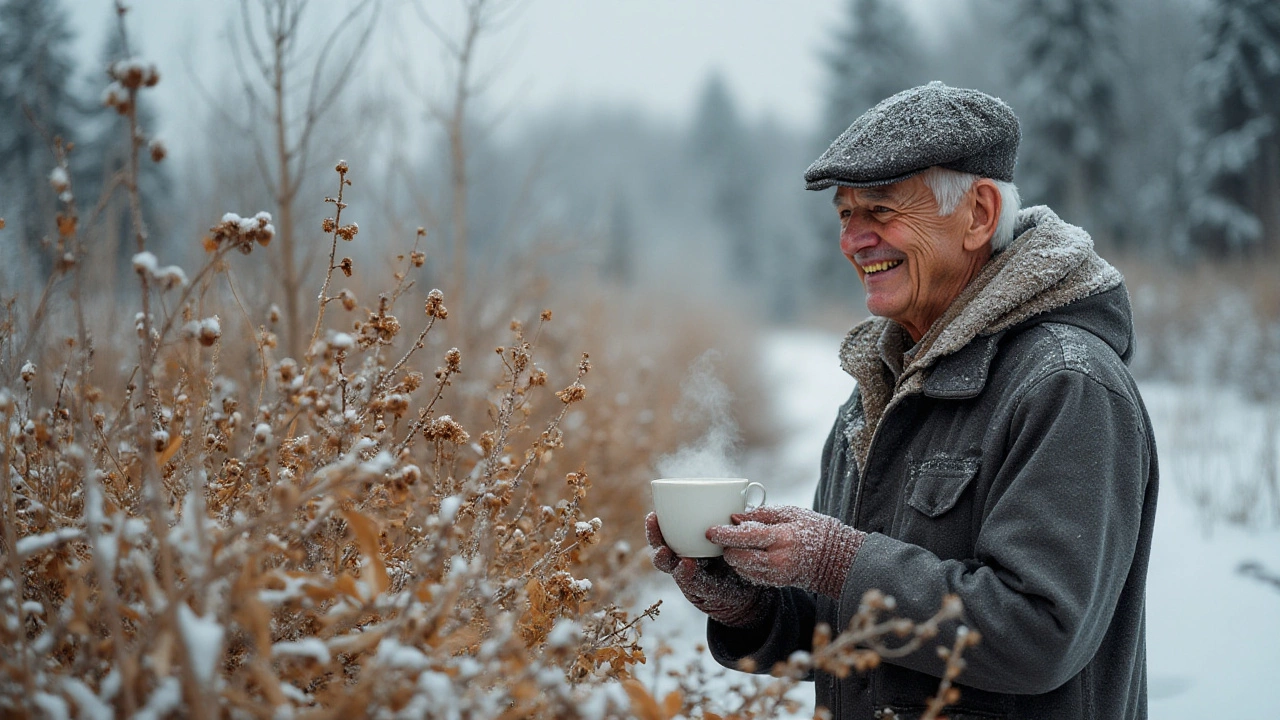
<box><xmin>742</xmin><ymin>481</ymin><xmax>767</xmax><ymax>511</ymax></box>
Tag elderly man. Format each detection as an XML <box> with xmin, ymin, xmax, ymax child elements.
<box><xmin>647</xmin><ymin>82</ymin><xmax>1158</xmax><ymax>719</ymax></box>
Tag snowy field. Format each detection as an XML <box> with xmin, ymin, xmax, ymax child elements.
<box><xmin>641</xmin><ymin>329</ymin><xmax>1280</xmax><ymax>719</ymax></box>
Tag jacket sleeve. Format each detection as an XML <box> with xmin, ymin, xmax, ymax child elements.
<box><xmin>706</xmin><ymin>587</ymin><xmax>817</xmax><ymax>676</ymax></box>
<box><xmin>706</xmin><ymin>394</ymin><xmax>857</xmax><ymax>677</ymax></box>
<box><xmin>837</xmin><ymin>366</ymin><xmax>1151</xmax><ymax>695</ymax></box>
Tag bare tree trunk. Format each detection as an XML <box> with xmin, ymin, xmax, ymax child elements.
<box><xmin>449</xmin><ymin>103</ymin><xmax>468</xmax><ymax>311</ymax></box>
<box><xmin>212</xmin><ymin>0</ymin><xmax>377</xmax><ymax>359</ymax></box>
<box><xmin>445</xmin><ymin>0</ymin><xmax>484</xmax><ymax>313</ymax></box>
<box><xmin>273</xmin><ymin>16</ymin><xmax>303</xmax><ymax>359</ymax></box>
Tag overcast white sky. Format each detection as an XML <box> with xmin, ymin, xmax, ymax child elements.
<box><xmin>64</xmin><ymin>0</ymin><xmax>950</xmax><ymax>144</ymax></box>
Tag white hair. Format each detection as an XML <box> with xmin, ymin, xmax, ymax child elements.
<box><xmin>920</xmin><ymin>167</ymin><xmax>1022</xmax><ymax>251</ymax></box>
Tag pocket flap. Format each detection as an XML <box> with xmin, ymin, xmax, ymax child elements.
<box><xmin>907</xmin><ymin>455</ymin><xmax>980</xmax><ymax>518</ymax></box>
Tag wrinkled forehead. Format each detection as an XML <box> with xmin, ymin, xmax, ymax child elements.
<box><xmin>831</xmin><ymin>178</ymin><xmax>923</xmax><ymax>207</ymax></box>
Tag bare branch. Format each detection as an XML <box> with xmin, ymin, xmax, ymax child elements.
<box><xmin>410</xmin><ymin>0</ymin><xmax>462</xmax><ymax>57</ymax></box>
<box><xmin>181</xmin><ymin>50</ymin><xmax>254</xmax><ymax>136</ymax></box>
<box><xmin>238</xmin><ymin>0</ymin><xmax>273</xmax><ymax>82</ymax></box>
<box><xmin>302</xmin><ymin>0</ymin><xmax>380</xmax><ymax>125</ymax></box>
<box><xmin>293</xmin><ymin>1</ymin><xmax>380</xmax><ymax>187</ymax></box>
<box><xmin>250</xmin><ymin>134</ymin><xmax>279</xmax><ymax>201</ymax></box>
<box><xmin>228</xmin><ymin>15</ymin><xmax>271</xmax><ymax>110</ymax></box>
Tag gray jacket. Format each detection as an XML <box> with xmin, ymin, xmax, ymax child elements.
<box><xmin>709</xmin><ymin>207</ymin><xmax>1158</xmax><ymax>719</ymax></box>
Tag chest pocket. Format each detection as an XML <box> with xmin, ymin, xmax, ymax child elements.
<box><xmin>900</xmin><ymin>453</ymin><xmax>981</xmax><ymax>560</ymax></box>
<box><xmin>907</xmin><ymin>455</ymin><xmax>980</xmax><ymax>517</ymax></box>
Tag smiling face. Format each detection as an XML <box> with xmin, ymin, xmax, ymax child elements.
<box><xmin>834</xmin><ymin>174</ymin><xmax>999</xmax><ymax>341</ymax></box>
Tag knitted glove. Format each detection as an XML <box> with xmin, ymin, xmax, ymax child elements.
<box><xmin>707</xmin><ymin>506</ymin><xmax>866</xmax><ymax>599</ymax></box>
<box><xmin>646</xmin><ymin>512</ymin><xmax>775</xmax><ymax>628</ymax></box>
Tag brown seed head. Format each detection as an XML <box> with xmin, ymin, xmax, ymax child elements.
<box><xmin>322</xmin><ymin>217</ymin><xmax>337</xmax><ymax>233</ymax></box>
<box><xmin>278</xmin><ymin>358</ymin><xmax>299</xmax><ymax>382</ymax></box>
<box><xmin>198</xmin><ymin>322</ymin><xmax>221</xmax><ymax>347</ymax></box>
<box><xmin>555</xmin><ymin>382</ymin><xmax>586</xmax><ymax>404</ymax></box>
<box><xmin>384</xmin><ymin>394</ymin><xmax>410</xmax><ymax>416</ymax></box>
<box><xmin>424</xmin><ymin>289</ymin><xmax>446</xmax><ymax>318</ymax></box>
<box><xmin>423</xmin><ymin>415</ymin><xmax>470</xmax><ymax>444</ymax></box>
<box><xmin>338</xmin><ymin>289</ymin><xmax>358</xmax><ymax>312</ymax></box>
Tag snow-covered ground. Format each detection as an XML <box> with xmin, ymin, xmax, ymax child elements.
<box><xmin>642</xmin><ymin>328</ymin><xmax>1280</xmax><ymax>719</ymax></box>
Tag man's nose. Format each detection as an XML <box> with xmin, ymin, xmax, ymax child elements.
<box><xmin>840</xmin><ymin>224</ymin><xmax>879</xmax><ymax>255</ymax></box>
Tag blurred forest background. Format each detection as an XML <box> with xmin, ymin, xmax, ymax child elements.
<box><xmin>2</xmin><ymin>2</ymin><xmax>1278</xmax><ymax>716</ymax></box>
<box><xmin>2</xmin><ymin>0</ymin><xmax>1279</xmax><ymax>403</ymax></box>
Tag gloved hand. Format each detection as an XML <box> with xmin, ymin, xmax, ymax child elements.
<box><xmin>706</xmin><ymin>505</ymin><xmax>866</xmax><ymax>599</ymax></box>
<box><xmin>646</xmin><ymin>512</ymin><xmax>775</xmax><ymax>628</ymax></box>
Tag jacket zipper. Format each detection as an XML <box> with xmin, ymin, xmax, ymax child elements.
<box><xmin>851</xmin><ymin>393</ymin><xmax>907</xmax><ymax>526</ymax></box>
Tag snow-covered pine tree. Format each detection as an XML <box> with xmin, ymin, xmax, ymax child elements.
<box><xmin>1188</xmin><ymin>0</ymin><xmax>1280</xmax><ymax>256</ymax></box>
<box><xmin>1007</xmin><ymin>0</ymin><xmax>1123</xmax><ymax>244</ymax></box>
<box><xmin>1105</xmin><ymin>0</ymin><xmax>1203</xmax><ymax>257</ymax></box>
<box><xmin>688</xmin><ymin>72</ymin><xmax>762</xmax><ymax>282</ymax></box>
<box><xmin>0</xmin><ymin>0</ymin><xmax>78</xmax><ymax>272</ymax></box>
<box><xmin>810</xmin><ymin>0</ymin><xmax>920</xmax><ymax>299</ymax></box>
<box><xmin>818</xmin><ymin>0</ymin><xmax>920</xmax><ymax>145</ymax></box>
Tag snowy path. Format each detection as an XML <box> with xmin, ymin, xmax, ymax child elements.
<box><xmin>640</xmin><ymin>329</ymin><xmax>1280</xmax><ymax>719</ymax></box>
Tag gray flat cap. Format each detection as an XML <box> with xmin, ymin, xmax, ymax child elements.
<box><xmin>805</xmin><ymin>81</ymin><xmax>1020</xmax><ymax>190</ymax></box>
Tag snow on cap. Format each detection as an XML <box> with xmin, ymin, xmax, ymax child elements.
<box><xmin>804</xmin><ymin>81</ymin><xmax>1020</xmax><ymax>190</ymax></box>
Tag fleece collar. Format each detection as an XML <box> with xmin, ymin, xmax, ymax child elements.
<box><xmin>838</xmin><ymin>205</ymin><xmax>1124</xmax><ymax>470</ymax></box>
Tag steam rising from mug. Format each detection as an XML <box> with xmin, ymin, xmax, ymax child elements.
<box><xmin>655</xmin><ymin>351</ymin><xmax>741</xmax><ymax>478</ymax></box>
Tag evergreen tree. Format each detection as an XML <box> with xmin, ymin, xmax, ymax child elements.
<box><xmin>0</xmin><ymin>0</ymin><xmax>77</xmax><ymax>268</ymax></box>
<box><xmin>75</xmin><ymin>23</ymin><xmax>170</xmax><ymax>275</ymax></box>
<box><xmin>810</xmin><ymin>0</ymin><xmax>920</xmax><ymax>300</ymax></box>
<box><xmin>1108</xmin><ymin>0</ymin><xmax>1203</xmax><ymax>257</ymax></box>
<box><xmin>689</xmin><ymin>72</ymin><xmax>761</xmax><ymax>282</ymax></box>
<box><xmin>1188</xmin><ymin>0</ymin><xmax>1280</xmax><ymax>255</ymax></box>
<box><xmin>819</xmin><ymin>0</ymin><xmax>920</xmax><ymax>144</ymax></box>
<box><xmin>1007</xmin><ymin>0</ymin><xmax>1123</xmax><ymax>241</ymax></box>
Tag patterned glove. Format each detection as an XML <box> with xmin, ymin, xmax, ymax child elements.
<box><xmin>706</xmin><ymin>505</ymin><xmax>866</xmax><ymax>599</ymax></box>
<box><xmin>646</xmin><ymin>512</ymin><xmax>775</xmax><ymax>628</ymax></box>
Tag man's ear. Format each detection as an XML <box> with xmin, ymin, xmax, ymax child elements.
<box><xmin>963</xmin><ymin>179</ymin><xmax>1002</xmax><ymax>252</ymax></box>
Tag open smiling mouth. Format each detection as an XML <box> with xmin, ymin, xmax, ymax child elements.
<box><xmin>862</xmin><ymin>259</ymin><xmax>903</xmax><ymax>275</ymax></box>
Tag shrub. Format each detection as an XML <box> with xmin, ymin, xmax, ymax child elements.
<box><xmin>0</xmin><ymin>12</ymin><xmax>974</xmax><ymax>717</ymax></box>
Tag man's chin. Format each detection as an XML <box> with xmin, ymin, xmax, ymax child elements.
<box><xmin>862</xmin><ymin>295</ymin><xmax>899</xmax><ymax>320</ymax></box>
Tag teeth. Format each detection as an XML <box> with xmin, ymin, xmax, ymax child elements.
<box><xmin>862</xmin><ymin>259</ymin><xmax>902</xmax><ymax>274</ymax></box>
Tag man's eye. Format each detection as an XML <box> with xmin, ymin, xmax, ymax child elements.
<box><xmin>839</xmin><ymin>209</ymin><xmax>852</xmax><ymax>220</ymax></box>
<box><xmin>871</xmin><ymin>206</ymin><xmax>893</xmax><ymax>214</ymax></box>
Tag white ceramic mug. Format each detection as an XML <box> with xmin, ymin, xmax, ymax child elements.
<box><xmin>651</xmin><ymin>478</ymin><xmax>767</xmax><ymax>558</ymax></box>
